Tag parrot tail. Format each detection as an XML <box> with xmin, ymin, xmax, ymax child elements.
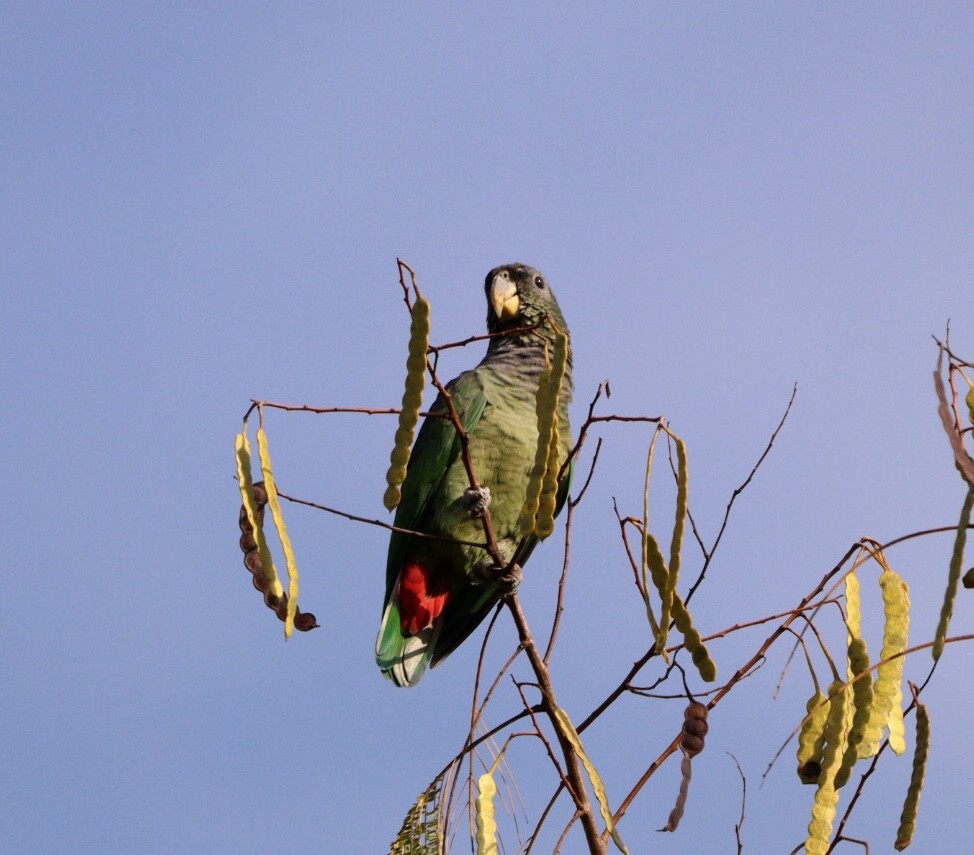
<box><xmin>376</xmin><ymin>564</ymin><xmax>450</xmax><ymax>687</ymax></box>
<box><xmin>375</xmin><ymin>600</ymin><xmax>442</xmax><ymax>687</ymax></box>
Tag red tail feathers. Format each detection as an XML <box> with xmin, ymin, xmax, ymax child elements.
<box><xmin>398</xmin><ymin>563</ymin><xmax>451</xmax><ymax>635</ymax></box>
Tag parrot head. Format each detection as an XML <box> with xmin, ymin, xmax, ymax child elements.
<box><xmin>485</xmin><ymin>263</ymin><xmax>568</xmax><ymax>336</ymax></box>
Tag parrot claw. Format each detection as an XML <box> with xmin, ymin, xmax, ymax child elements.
<box><xmin>472</xmin><ymin>559</ymin><xmax>521</xmax><ymax>594</ymax></box>
<box><xmin>495</xmin><ymin>563</ymin><xmax>523</xmax><ymax>596</ymax></box>
<box><xmin>462</xmin><ymin>486</ymin><xmax>492</xmax><ymax>518</ymax></box>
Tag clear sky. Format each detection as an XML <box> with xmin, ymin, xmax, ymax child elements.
<box><xmin>3</xmin><ymin>4</ymin><xmax>973</xmax><ymax>853</ymax></box>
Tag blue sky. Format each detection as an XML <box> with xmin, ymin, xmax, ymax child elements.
<box><xmin>3</xmin><ymin>4</ymin><xmax>973</xmax><ymax>853</ymax></box>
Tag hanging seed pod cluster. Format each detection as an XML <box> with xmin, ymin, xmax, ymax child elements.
<box><xmin>235</xmin><ymin>423</ymin><xmax>316</xmax><ymax>637</ymax></box>
<box><xmin>237</xmin><ymin>482</ymin><xmax>317</xmax><ymax>632</ymax></box>
<box><xmin>641</xmin><ymin>426</ymin><xmax>716</xmax><ymax>682</ymax></box>
<box><xmin>800</xmin><ymin>553</ymin><xmax>913</xmax><ymax>854</ymax></box>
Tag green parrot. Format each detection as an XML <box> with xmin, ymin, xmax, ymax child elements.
<box><xmin>375</xmin><ymin>264</ymin><xmax>574</xmax><ymax>687</ymax></box>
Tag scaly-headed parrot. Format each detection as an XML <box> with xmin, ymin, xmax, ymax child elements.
<box><xmin>375</xmin><ymin>263</ymin><xmax>574</xmax><ymax>686</ymax></box>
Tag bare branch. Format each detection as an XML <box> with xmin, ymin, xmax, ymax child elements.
<box><xmin>685</xmin><ymin>383</ymin><xmax>798</xmax><ymax>605</ymax></box>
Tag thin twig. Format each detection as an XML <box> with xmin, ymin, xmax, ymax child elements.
<box><xmin>684</xmin><ymin>383</ymin><xmax>797</xmax><ymax>605</ymax></box>
<box><xmin>544</xmin><ymin>502</ymin><xmax>576</xmax><ymax>664</ymax></box>
<box><xmin>275</xmin><ymin>489</ymin><xmax>486</xmax><ymax>549</ymax></box>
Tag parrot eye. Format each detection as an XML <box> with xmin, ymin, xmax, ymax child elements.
<box><xmin>534</xmin><ymin>276</ymin><xmax>545</xmax><ymax>289</ymax></box>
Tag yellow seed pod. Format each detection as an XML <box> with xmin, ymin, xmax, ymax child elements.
<box><xmin>534</xmin><ymin>412</ymin><xmax>562</xmax><ymax>538</ymax></box>
<box><xmin>845</xmin><ymin>570</ymin><xmax>862</xmax><ymax>639</ymax></box>
<box><xmin>805</xmin><ymin>781</ymin><xmax>840</xmax><ymax>855</ymax></box>
<box><xmin>819</xmin><ymin>680</ymin><xmax>851</xmax><ymax>782</ymax></box>
<box><xmin>894</xmin><ymin>700</ymin><xmax>930</xmax><ymax>851</ymax></box>
<box><xmin>888</xmin><ymin>677</ymin><xmax>907</xmax><ymax>756</ymax></box>
<box><xmin>520</xmin><ymin>332</ymin><xmax>567</xmax><ymax>539</ymax></box>
<box><xmin>804</xmin><ymin>680</ymin><xmax>850</xmax><ymax>855</ymax></box>
<box><xmin>235</xmin><ymin>431</ymin><xmax>284</xmax><ymax>601</ymax></box>
<box><xmin>671</xmin><ymin>594</ymin><xmax>717</xmax><ymax>682</ymax></box>
<box><xmin>660</xmin><ymin>435</ymin><xmax>688</xmax><ymax>653</ymax></box>
<box><xmin>797</xmin><ymin>691</ymin><xmax>829</xmax><ymax>784</ymax></box>
<box><xmin>933</xmin><ymin>486</ymin><xmax>973</xmax><ymax>660</ymax></box>
<box><xmin>860</xmin><ymin>567</ymin><xmax>910</xmax><ymax>758</ymax></box>
<box><xmin>667</xmin><ymin>435</ymin><xmax>688</xmax><ymax>579</ymax></box>
<box><xmin>642</xmin><ymin>530</ymin><xmax>666</xmax><ymax>643</ymax></box>
<box><xmin>834</xmin><ymin>637</ymin><xmax>874</xmax><ymax>788</ymax></box>
<box><xmin>534</xmin><ymin>331</ymin><xmax>568</xmax><ymax>537</ymax></box>
<box><xmin>553</xmin><ymin>706</ymin><xmax>631</xmax><ymax>855</ymax></box>
<box><xmin>383</xmin><ymin>296</ymin><xmax>430</xmax><ymax>511</ymax></box>
<box><xmin>475</xmin><ymin>770</ymin><xmax>499</xmax><ymax>855</ymax></box>
<box><xmin>257</xmin><ymin>426</ymin><xmax>301</xmax><ymax>638</ymax></box>
<box><xmin>966</xmin><ymin>383</ymin><xmax>974</xmax><ymax>427</ymax></box>
<box><xmin>408</xmin><ymin>295</ymin><xmax>430</xmax><ymax>353</ymax></box>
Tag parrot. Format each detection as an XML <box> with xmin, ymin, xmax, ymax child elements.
<box><xmin>375</xmin><ymin>263</ymin><xmax>574</xmax><ymax>687</ymax></box>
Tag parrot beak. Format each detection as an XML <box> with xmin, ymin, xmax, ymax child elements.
<box><xmin>489</xmin><ymin>274</ymin><xmax>520</xmax><ymax>321</ymax></box>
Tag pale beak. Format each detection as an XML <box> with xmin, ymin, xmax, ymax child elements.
<box><xmin>490</xmin><ymin>274</ymin><xmax>520</xmax><ymax>321</ymax></box>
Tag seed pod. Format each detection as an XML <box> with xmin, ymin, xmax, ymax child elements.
<box><xmin>475</xmin><ymin>770</ymin><xmax>498</xmax><ymax>855</ymax></box>
<box><xmin>933</xmin><ymin>485</ymin><xmax>973</xmax><ymax>659</ymax></box>
<box><xmin>804</xmin><ymin>680</ymin><xmax>850</xmax><ymax>855</ymax></box>
<box><xmin>533</xmin><ymin>412</ymin><xmax>562</xmax><ymax>538</ymax></box>
<box><xmin>245</xmin><ymin>551</ymin><xmax>265</xmax><ymax>578</ymax></box>
<box><xmin>384</xmin><ymin>295</ymin><xmax>430</xmax><ymax>511</ymax></box>
<box><xmin>643</xmin><ymin>532</ymin><xmax>668</xmax><ymax>595</ymax></box>
<box><xmin>797</xmin><ymin>691</ymin><xmax>829</xmax><ymax>784</ymax></box>
<box><xmin>845</xmin><ymin>570</ymin><xmax>862</xmax><ymax>639</ymax></box>
<box><xmin>294</xmin><ymin>611</ymin><xmax>319</xmax><ymax>632</ymax></box>
<box><xmin>660</xmin><ymin>752</ymin><xmax>692</xmax><ymax>833</ymax></box>
<box><xmin>860</xmin><ymin>567</ymin><xmax>910</xmax><ymax>757</ymax></box>
<box><xmin>520</xmin><ymin>332</ymin><xmax>568</xmax><ymax>539</ymax></box>
<box><xmin>819</xmin><ymin>681</ymin><xmax>851</xmax><ymax>788</ymax></box>
<box><xmin>894</xmin><ymin>700</ymin><xmax>930</xmax><ymax>850</ymax></box>
<box><xmin>235</xmin><ymin>434</ymin><xmax>284</xmax><ymax>604</ymax></box>
<box><xmin>661</xmin><ymin>702</ymin><xmax>708</xmax><ymax>832</ymax></box>
<box><xmin>671</xmin><ymin>594</ymin><xmax>717</xmax><ymax>682</ymax></box>
<box><xmin>680</xmin><ymin>702</ymin><xmax>708</xmax><ymax>757</ymax></box>
<box><xmin>552</xmin><ymin>705</ymin><xmax>630</xmax><ymax>855</ymax></box>
<box><xmin>660</xmin><ymin>435</ymin><xmax>688</xmax><ymax>653</ymax></box>
<box><xmin>257</xmin><ymin>426</ymin><xmax>302</xmax><ymax>639</ymax></box>
<box><xmin>834</xmin><ymin>637</ymin><xmax>874</xmax><ymax>788</ymax></box>
<box><xmin>533</xmin><ymin>331</ymin><xmax>569</xmax><ymax>538</ymax></box>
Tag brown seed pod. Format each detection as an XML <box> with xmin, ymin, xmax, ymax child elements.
<box><xmin>243</xmin><ymin>550</ymin><xmax>263</xmax><ymax>576</ymax></box>
<box><xmin>681</xmin><ymin>702</ymin><xmax>709</xmax><ymax>757</ymax></box>
<box><xmin>294</xmin><ymin>611</ymin><xmax>319</xmax><ymax>632</ymax></box>
<box><xmin>238</xmin><ymin>436</ymin><xmax>316</xmax><ymax>634</ymax></box>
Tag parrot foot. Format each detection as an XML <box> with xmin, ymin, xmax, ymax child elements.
<box><xmin>472</xmin><ymin>559</ymin><xmax>522</xmax><ymax>595</ymax></box>
<box><xmin>462</xmin><ymin>486</ymin><xmax>492</xmax><ymax>518</ymax></box>
<box><xmin>494</xmin><ymin>563</ymin><xmax>523</xmax><ymax>596</ymax></box>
